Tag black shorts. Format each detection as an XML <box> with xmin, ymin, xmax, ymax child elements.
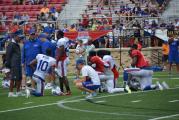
<box><xmin>11</xmin><ymin>67</ymin><xmax>22</xmax><ymax>81</ymax></box>
<box><xmin>162</xmin><ymin>55</ymin><xmax>168</xmax><ymax>62</ymax></box>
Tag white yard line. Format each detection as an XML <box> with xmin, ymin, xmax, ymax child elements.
<box><xmin>0</xmin><ymin>103</ymin><xmax>57</xmax><ymax>113</ymax></box>
<box><xmin>131</xmin><ymin>100</ymin><xmax>142</xmax><ymax>103</ymax></box>
<box><xmin>58</xmin><ymin>102</ymin><xmax>154</xmax><ymax>118</ymax></box>
<box><xmin>23</xmin><ymin>102</ymin><xmax>33</xmax><ymax>105</ymax></box>
<box><xmin>148</xmin><ymin>114</ymin><xmax>179</xmax><ymax>120</ymax></box>
<box><xmin>94</xmin><ymin>100</ymin><xmax>106</xmax><ymax>103</ymax></box>
<box><xmin>0</xmin><ymin>87</ymin><xmax>179</xmax><ymax>114</ymax></box>
<box><xmin>169</xmin><ymin>100</ymin><xmax>179</xmax><ymax>103</ymax></box>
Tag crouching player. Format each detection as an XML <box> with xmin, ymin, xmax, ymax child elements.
<box><xmin>74</xmin><ymin>59</ymin><xmax>100</xmax><ymax>99</ymax></box>
<box><xmin>28</xmin><ymin>49</ymin><xmax>63</xmax><ymax>97</ymax></box>
<box><xmin>123</xmin><ymin>68</ymin><xmax>169</xmax><ymax>91</ymax></box>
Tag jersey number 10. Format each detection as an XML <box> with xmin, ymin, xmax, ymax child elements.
<box><xmin>37</xmin><ymin>60</ymin><xmax>48</xmax><ymax>71</ymax></box>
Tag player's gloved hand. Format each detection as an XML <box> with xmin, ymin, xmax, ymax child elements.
<box><xmin>1</xmin><ymin>68</ymin><xmax>10</xmax><ymax>73</ymax></box>
<box><xmin>91</xmin><ymin>63</ymin><xmax>96</xmax><ymax>68</ymax></box>
<box><xmin>54</xmin><ymin>68</ymin><xmax>60</xmax><ymax>77</ymax></box>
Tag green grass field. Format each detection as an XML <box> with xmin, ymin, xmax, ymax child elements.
<box><xmin>0</xmin><ymin>72</ymin><xmax>179</xmax><ymax>120</ymax></box>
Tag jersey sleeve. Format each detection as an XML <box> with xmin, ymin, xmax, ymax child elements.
<box><xmin>36</xmin><ymin>54</ymin><xmax>41</xmax><ymax>60</ymax></box>
<box><xmin>51</xmin><ymin>59</ymin><xmax>56</xmax><ymax>67</ymax></box>
<box><xmin>131</xmin><ymin>50</ymin><xmax>139</xmax><ymax>57</ymax></box>
<box><xmin>81</xmin><ymin>67</ymin><xmax>88</xmax><ymax>77</ymax></box>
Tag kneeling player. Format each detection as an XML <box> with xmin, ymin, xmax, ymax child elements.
<box><xmin>123</xmin><ymin>68</ymin><xmax>169</xmax><ymax>91</ymax></box>
<box><xmin>74</xmin><ymin>59</ymin><xmax>100</xmax><ymax>99</ymax></box>
<box><xmin>28</xmin><ymin>49</ymin><xmax>58</xmax><ymax>97</ymax></box>
<box><xmin>89</xmin><ymin>51</ymin><xmax>131</xmax><ymax>94</ymax></box>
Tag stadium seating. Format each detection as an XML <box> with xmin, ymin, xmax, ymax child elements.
<box><xmin>0</xmin><ymin>0</ymin><xmax>67</xmax><ymax>32</ymax></box>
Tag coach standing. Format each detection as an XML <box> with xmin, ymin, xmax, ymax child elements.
<box><xmin>22</xmin><ymin>29</ymin><xmax>41</xmax><ymax>88</ymax></box>
<box><xmin>5</xmin><ymin>31</ymin><xmax>24</xmax><ymax>97</ymax></box>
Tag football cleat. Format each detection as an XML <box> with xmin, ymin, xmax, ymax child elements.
<box><xmin>156</xmin><ymin>81</ymin><xmax>163</xmax><ymax>90</ymax></box>
<box><xmin>16</xmin><ymin>92</ymin><xmax>26</xmax><ymax>97</ymax></box>
<box><xmin>162</xmin><ymin>81</ymin><xmax>169</xmax><ymax>89</ymax></box>
<box><xmin>8</xmin><ymin>92</ymin><xmax>18</xmax><ymax>97</ymax></box>
<box><xmin>124</xmin><ymin>85</ymin><xmax>132</xmax><ymax>94</ymax></box>
<box><xmin>45</xmin><ymin>83</ymin><xmax>52</xmax><ymax>90</ymax></box>
<box><xmin>85</xmin><ymin>94</ymin><xmax>93</xmax><ymax>100</ymax></box>
<box><xmin>26</xmin><ymin>89</ymin><xmax>31</xmax><ymax>98</ymax></box>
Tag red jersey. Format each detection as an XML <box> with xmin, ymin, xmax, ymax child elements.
<box><xmin>130</xmin><ymin>50</ymin><xmax>149</xmax><ymax>68</ymax></box>
<box><xmin>56</xmin><ymin>48</ymin><xmax>67</xmax><ymax>62</ymax></box>
<box><xmin>111</xmin><ymin>66</ymin><xmax>119</xmax><ymax>80</ymax></box>
<box><xmin>90</xmin><ymin>56</ymin><xmax>105</xmax><ymax>72</ymax></box>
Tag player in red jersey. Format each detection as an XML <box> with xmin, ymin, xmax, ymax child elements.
<box><xmin>129</xmin><ymin>44</ymin><xmax>149</xmax><ymax>68</ymax></box>
<box><xmin>55</xmin><ymin>30</ymin><xmax>71</xmax><ymax>95</ymax></box>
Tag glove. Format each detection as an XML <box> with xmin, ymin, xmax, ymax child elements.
<box><xmin>91</xmin><ymin>64</ymin><xmax>96</xmax><ymax>68</ymax></box>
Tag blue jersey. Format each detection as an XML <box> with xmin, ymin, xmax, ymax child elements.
<box><xmin>50</xmin><ymin>40</ymin><xmax>57</xmax><ymax>58</ymax></box>
<box><xmin>22</xmin><ymin>39</ymin><xmax>42</xmax><ymax>65</ymax></box>
<box><xmin>169</xmin><ymin>40</ymin><xmax>179</xmax><ymax>54</ymax></box>
<box><xmin>169</xmin><ymin>40</ymin><xmax>179</xmax><ymax>64</ymax></box>
<box><xmin>41</xmin><ymin>40</ymin><xmax>56</xmax><ymax>57</ymax></box>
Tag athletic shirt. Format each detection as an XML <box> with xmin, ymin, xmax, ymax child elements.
<box><xmin>81</xmin><ymin>65</ymin><xmax>100</xmax><ymax>85</ymax></box>
<box><xmin>90</xmin><ymin>56</ymin><xmax>105</xmax><ymax>72</ymax></box>
<box><xmin>162</xmin><ymin>43</ymin><xmax>169</xmax><ymax>55</ymax></box>
<box><xmin>130</xmin><ymin>50</ymin><xmax>149</xmax><ymax>68</ymax></box>
<box><xmin>34</xmin><ymin>54</ymin><xmax>56</xmax><ymax>79</ymax></box>
<box><xmin>169</xmin><ymin>40</ymin><xmax>179</xmax><ymax>55</ymax></box>
<box><xmin>56</xmin><ymin>38</ymin><xmax>68</xmax><ymax>61</ymax></box>
<box><xmin>103</xmin><ymin>55</ymin><xmax>119</xmax><ymax>80</ymax></box>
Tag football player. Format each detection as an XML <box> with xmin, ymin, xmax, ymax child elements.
<box><xmin>89</xmin><ymin>51</ymin><xmax>131</xmax><ymax>94</ymax></box>
<box><xmin>28</xmin><ymin>48</ymin><xmax>57</xmax><ymax>96</ymax></box>
<box><xmin>55</xmin><ymin>30</ymin><xmax>71</xmax><ymax>95</ymax></box>
<box><xmin>123</xmin><ymin>67</ymin><xmax>169</xmax><ymax>91</ymax></box>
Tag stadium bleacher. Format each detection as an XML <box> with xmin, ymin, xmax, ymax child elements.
<box><xmin>0</xmin><ymin>0</ymin><xmax>67</xmax><ymax>32</ymax></box>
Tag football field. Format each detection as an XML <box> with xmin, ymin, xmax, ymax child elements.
<box><xmin>0</xmin><ymin>72</ymin><xmax>179</xmax><ymax>120</ymax></box>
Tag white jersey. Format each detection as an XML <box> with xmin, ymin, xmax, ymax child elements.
<box><xmin>75</xmin><ymin>44</ymin><xmax>86</xmax><ymax>58</ymax></box>
<box><xmin>81</xmin><ymin>65</ymin><xmax>100</xmax><ymax>85</ymax></box>
<box><xmin>57</xmin><ymin>37</ymin><xmax>69</xmax><ymax>48</ymax></box>
<box><xmin>57</xmin><ymin>37</ymin><xmax>69</xmax><ymax>56</ymax></box>
<box><xmin>103</xmin><ymin>55</ymin><xmax>115</xmax><ymax>69</ymax></box>
<box><xmin>34</xmin><ymin>54</ymin><xmax>56</xmax><ymax>80</ymax></box>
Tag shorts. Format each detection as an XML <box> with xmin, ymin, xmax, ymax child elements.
<box><xmin>82</xmin><ymin>81</ymin><xmax>100</xmax><ymax>90</ymax></box>
<box><xmin>57</xmin><ymin>57</ymin><xmax>69</xmax><ymax>77</ymax></box>
<box><xmin>162</xmin><ymin>55</ymin><xmax>168</xmax><ymax>62</ymax></box>
<box><xmin>168</xmin><ymin>54</ymin><xmax>179</xmax><ymax>64</ymax></box>
<box><xmin>25</xmin><ymin>65</ymin><xmax>35</xmax><ymax>77</ymax></box>
<box><xmin>11</xmin><ymin>67</ymin><xmax>22</xmax><ymax>81</ymax></box>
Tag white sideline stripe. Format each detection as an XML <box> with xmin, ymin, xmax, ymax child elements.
<box><xmin>23</xmin><ymin>102</ymin><xmax>33</xmax><ymax>105</ymax></box>
<box><xmin>148</xmin><ymin>114</ymin><xmax>179</xmax><ymax>120</ymax></box>
<box><xmin>171</xmin><ymin>78</ymin><xmax>179</xmax><ymax>80</ymax></box>
<box><xmin>0</xmin><ymin>103</ymin><xmax>57</xmax><ymax>113</ymax></box>
<box><xmin>94</xmin><ymin>101</ymin><xmax>106</xmax><ymax>103</ymax></box>
<box><xmin>0</xmin><ymin>87</ymin><xmax>179</xmax><ymax>114</ymax></box>
<box><xmin>131</xmin><ymin>100</ymin><xmax>141</xmax><ymax>103</ymax></box>
<box><xmin>58</xmin><ymin>102</ymin><xmax>154</xmax><ymax>118</ymax></box>
<box><xmin>169</xmin><ymin>100</ymin><xmax>179</xmax><ymax>103</ymax></box>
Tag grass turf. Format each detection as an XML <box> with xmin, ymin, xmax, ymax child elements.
<box><xmin>0</xmin><ymin>71</ymin><xmax>179</xmax><ymax>120</ymax></box>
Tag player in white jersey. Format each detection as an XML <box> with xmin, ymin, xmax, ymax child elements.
<box><xmin>29</xmin><ymin>49</ymin><xmax>61</xmax><ymax>96</ymax></box>
<box><xmin>123</xmin><ymin>68</ymin><xmax>169</xmax><ymax>91</ymax></box>
<box><xmin>74</xmin><ymin>59</ymin><xmax>100</xmax><ymax>99</ymax></box>
<box><xmin>55</xmin><ymin>30</ymin><xmax>71</xmax><ymax>95</ymax></box>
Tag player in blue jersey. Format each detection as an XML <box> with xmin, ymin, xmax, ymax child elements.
<box><xmin>22</xmin><ymin>29</ymin><xmax>41</xmax><ymax>88</ymax></box>
<box><xmin>168</xmin><ymin>35</ymin><xmax>179</xmax><ymax>74</ymax></box>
